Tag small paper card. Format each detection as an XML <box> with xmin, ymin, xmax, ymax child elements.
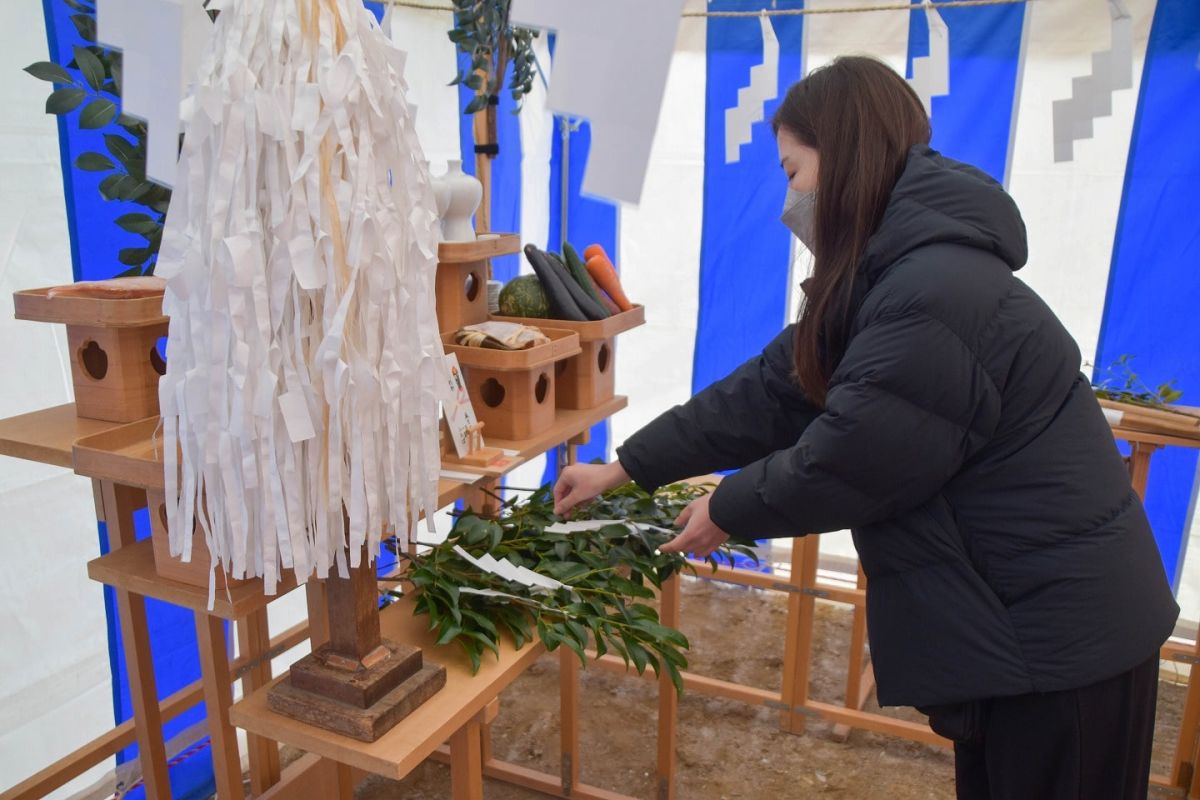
<box><xmin>441</xmin><ymin>353</ymin><xmax>479</xmax><ymax>459</ymax></box>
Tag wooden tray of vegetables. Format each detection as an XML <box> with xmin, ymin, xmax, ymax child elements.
<box><xmin>493</xmin><ymin>243</ymin><xmax>644</xmax><ymax>339</ymax></box>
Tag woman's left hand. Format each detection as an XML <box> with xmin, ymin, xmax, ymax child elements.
<box><xmin>658</xmin><ymin>493</ymin><xmax>730</xmax><ymax>559</ymax></box>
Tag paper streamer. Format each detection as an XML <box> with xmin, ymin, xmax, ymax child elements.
<box><xmin>452</xmin><ymin>545</ymin><xmax>565</xmax><ymax>591</ymax></box>
<box><xmin>725</xmin><ymin>15</ymin><xmax>780</xmax><ymax>164</ymax></box>
<box><xmin>96</xmin><ymin>0</ymin><xmax>213</xmax><ymax>186</ymax></box>
<box><xmin>509</xmin><ymin>0</ymin><xmax>685</xmax><ymax>206</ymax></box>
<box><xmin>157</xmin><ymin>0</ymin><xmax>445</xmax><ymax>602</ymax></box>
<box><xmin>1051</xmin><ymin>0</ymin><xmax>1133</xmax><ymax>162</ymax></box>
<box><xmin>909</xmin><ymin>2</ymin><xmax>950</xmax><ymax>115</ymax></box>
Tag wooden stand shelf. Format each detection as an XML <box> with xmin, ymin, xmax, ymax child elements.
<box><xmin>0</xmin><ymin>403</ymin><xmax>134</xmax><ymax>469</ymax></box>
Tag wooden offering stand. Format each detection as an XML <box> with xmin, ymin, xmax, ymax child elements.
<box><xmin>268</xmin><ymin>548</ymin><xmax>446</xmax><ymax>742</ymax></box>
<box><xmin>495</xmin><ymin>304</ymin><xmax>645</xmax><ymax>411</ymax></box>
<box><xmin>14</xmin><ymin>287</ymin><xmax>168</xmax><ymax>422</ymax></box>
<box><xmin>441</xmin><ymin>419</ymin><xmax>506</xmax><ymax>470</ymax></box>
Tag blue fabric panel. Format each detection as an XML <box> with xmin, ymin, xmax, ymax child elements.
<box><xmin>906</xmin><ymin>0</ymin><xmax>1025</xmax><ymax>184</ymax></box>
<box><xmin>540</xmin><ymin>117</ymin><xmax>619</xmax><ymax>486</ymax></box>
<box><xmin>1094</xmin><ymin>0</ymin><xmax>1200</xmax><ymax>587</ymax></box>
<box><xmin>457</xmin><ymin>56</ymin><xmax>523</xmax><ymax>281</ymax></box>
<box><xmin>693</xmin><ymin>1</ymin><xmax>804</xmax><ymax>397</ymax></box>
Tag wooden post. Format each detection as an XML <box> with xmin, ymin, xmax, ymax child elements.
<box><xmin>324</xmin><ymin>557</ymin><xmax>387</xmax><ymax>670</ymax></box>
<box><xmin>559</xmin><ymin>649</ymin><xmax>581</xmax><ymax>795</ymax></box>
<box><xmin>1128</xmin><ymin>440</ymin><xmax>1159</xmax><ymax>499</ymax></box>
<box><xmin>450</xmin><ymin>717</ymin><xmax>485</xmax><ymax>800</ymax></box>
<box><xmin>780</xmin><ymin>536</ymin><xmax>820</xmax><ymax>734</ymax></box>
<box><xmin>656</xmin><ymin>576</ymin><xmax>681</xmax><ymax>800</ymax></box>
<box><xmin>100</xmin><ymin>481</ymin><xmax>172</xmax><ymax>800</ymax></box>
<box><xmin>195</xmin><ymin>613</ymin><xmax>246</xmax><ymax>800</ymax></box>
<box><xmin>832</xmin><ymin>563</ymin><xmax>872</xmax><ymax>743</ymax></box>
<box><xmin>238</xmin><ymin>608</ymin><xmax>282</xmax><ymax>793</ymax></box>
<box><xmin>472</xmin><ymin>108</ymin><xmax>492</xmax><ymax>235</ymax></box>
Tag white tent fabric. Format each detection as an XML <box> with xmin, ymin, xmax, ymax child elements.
<box><xmin>0</xmin><ymin>1</ymin><xmax>114</xmax><ymax>795</ymax></box>
<box><xmin>3</xmin><ymin>0</ymin><xmax>1199</xmax><ymax>795</ymax></box>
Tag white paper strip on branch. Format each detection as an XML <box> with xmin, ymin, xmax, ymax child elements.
<box><xmin>96</xmin><ymin>0</ymin><xmax>213</xmax><ymax>186</ymax></box>
<box><xmin>509</xmin><ymin>0</ymin><xmax>685</xmax><ymax>206</ymax></box>
<box><xmin>909</xmin><ymin>3</ymin><xmax>950</xmax><ymax>115</ymax></box>
<box><xmin>157</xmin><ymin>0</ymin><xmax>445</xmax><ymax>604</ymax></box>
<box><xmin>725</xmin><ymin>15</ymin><xmax>780</xmax><ymax>165</ymax></box>
<box><xmin>1051</xmin><ymin>0</ymin><xmax>1133</xmax><ymax>163</ymax></box>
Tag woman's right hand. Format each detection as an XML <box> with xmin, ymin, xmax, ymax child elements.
<box><xmin>554</xmin><ymin>461</ymin><xmax>631</xmax><ymax>517</ymax></box>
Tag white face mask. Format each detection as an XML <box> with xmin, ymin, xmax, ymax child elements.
<box><xmin>781</xmin><ymin>189</ymin><xmax>816</xmax><ymax>252</ymax></box>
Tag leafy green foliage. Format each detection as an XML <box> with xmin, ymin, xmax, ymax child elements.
<box><xmin>402</xmin><ymin>482</ymin><xmax>758</xmax><ymax>694</ymax></box>
<box><xmin>24</xmin><ymin>0</ymin><xmax>168</xmax><ymax>276</ymax></box>
<box><xmin>448</xmin><ymin>0</ymin><xmax>540</xmax><ymax>115</ymax></box>
<box><xmin>1092</xmin><ymin>355</ymin><xmax>1184</xmax><ymax>408</ymax></box>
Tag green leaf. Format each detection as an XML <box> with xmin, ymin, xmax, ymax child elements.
<box><xmin>24</xmin><ymin>61</ymin><xmax>74</xmax><ymax>84</ymax></box>
<box><xmin>118</xmin><ymin>247</ymin><xmax>152</xmax><ymax>266</ymax></box>
<box><xmin>74</xmin><ymin>45</ymin><xmax>104</xmax><ymax>90</ymax></box>
<box><xmin>464</xmin><ymin>93</ymin><xmax>488</xmax><ymax>114</ymax></box>
<box><xmin>105</xmin><ymin>133</ymin><xmax>139</xmax><ymax>168</ymax></box>
<box><xmin>436</xmin><ymin>624</ymin><xmax>463</xmax><ymax>646</ymax></box>
<box><xmin>75</xmin><ymin>151</ymin><xmax>115</xmax><ymax>172</ymax></box>
<box><xmin>115</xmin><ymin>213</ymin><xmax>159</xmax><ymax>235</ymax></box>
<box><xmin>46</xmin><ymin>87</ymin><xmax>86</xmax><ymax>115</ymax></box>
<box><xmin>79</xmin><ymin>97</ymin><xmax>117</xmax><ymax>129</ymax></box>
<box><xmin>70</xmin><ymin>13</ymin><xmax>97</xmax><ymax>42</ymax></box>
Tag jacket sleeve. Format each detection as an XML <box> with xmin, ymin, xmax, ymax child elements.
<box><xmin>615</xmin><ymin>325</ymin><xmax>820</xmax><ymax>493</ymax></box>
<box><xmin>709</xmin><ymin>309</ymin><xmax>1001</xmax><ymax>540</ymax></box>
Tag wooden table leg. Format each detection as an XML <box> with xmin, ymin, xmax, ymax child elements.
<box><xmin>1127</xmin><ymin>441</ymin><xmax>1160</xmax><ymax>500</ymax></box>
<box><xmin>238</xmin><ymin>607</ymin><xmax>281</xmax><ymax>793</ymax></box>
<box><xmin>1172</xmin><ymin>635</ymin><xmax>1200</xmax><ymax>793</ymax></box>
<box><xmin>656</xmin><ymin>575</ymin><xmax>681</xmax><ymax>800</ymax></box>
<box><xmin>833</xmin><ymin>563</ymin><xmax>872</xmax><ymax>743</ymax></box>
<box><xmin>195</xmin><ymin>613</ymin><xmax>245</xmax><ymax>800</ymax></box>
<box><xmin>334</xmin><ymin>761</ymin><xmax>355</xmax><ymax>800</ymax></box>
<box><xmin>449</xmin><ymin>717</ymin><xmax>484</xmax><ymax>800</ymax></box>
<box><xmin>780</xmin><ymin>536</ymin><xmax>819</xmax><ymax>734</ymax></box>
<box><xmin>100</xmin><ymin>481</ymin><xmax>172</xmax><ymax>800</ymax></box>
<box><xmin>560</xmin><ymin>648</ymin><xmax>581</xmax><ymax>795</ymax></box>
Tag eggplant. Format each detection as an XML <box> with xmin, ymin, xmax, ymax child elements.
<box><xmin>523</xmin><ymin>244</ymin><xmax>587</xmax><ymax>321</ymax></box>
<box><xmin>544</xmin><ymin>251</ymin><xmax>609</xmax><ymax>321</ymax></box>
<box><xmin>562</xmin><ymin>242</ymin><xmax>610</xmax><ymax>316</ymax></box>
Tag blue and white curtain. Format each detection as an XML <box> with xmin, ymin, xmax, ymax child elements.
<box><xmin>30</xmin><ymin>0</ymin><xmax>1200</xmax><ymax>793</ymax></box>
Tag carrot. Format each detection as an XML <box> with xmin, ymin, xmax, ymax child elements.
<box><xmin>583</xmin><ymin>243</ymin><xmax>606</xmax><ymax>262</ymax></box>
<box><xmin>584</xmin><ymin>247</ymin><xmax>633</xmax><ymax>312</ymax></box>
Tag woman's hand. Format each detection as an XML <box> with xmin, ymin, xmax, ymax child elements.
<box><xmin>658</xmin><ymin>493</ymin><xmax>730</xmax><ymax>559</ymax></box>
<box><xmin>554</xmin><ymin>461</ymin><xmax>631</xmax><ymax>517</ymax></box>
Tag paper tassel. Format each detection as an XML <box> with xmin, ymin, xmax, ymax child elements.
<box><xmin>909</xmin><ymin>3</ymin><xmax>950</xmax><ymax>115</ymax></box>
<box><xmin>725</xmin><ymin>15</ymin><xmax>780</xmax><ymax>165</ymax></box>
<box><xmin>1051</xmin><ymin>0</ymin><xmax>1133</xmax><ymax>163</ymax></box>
<box><xmin>157</xmin><ymin>0</ymin><xmax>444</xmax><ymax>602</ymax></box>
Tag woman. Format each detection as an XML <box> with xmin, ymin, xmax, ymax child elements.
<box><xmin>554</xmin><ymin>56</ymin><xmax>1178</xmax><ymax>800</ymax></box>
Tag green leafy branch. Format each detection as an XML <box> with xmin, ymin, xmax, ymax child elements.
<box><xmin>24</xmin><ymin>0</ymin><xmax>169</xmax><ymax>276</ymax></box>
<box><xmin>402</xmin><ymin>482</ymin><xmax>758</xmax><ymax>694</ymax></box>
<box><xmin>448</xmin><ymin>0</ymin><xmax>540</xmax><ymax>115</ymax></box>
<box><xmin>1092</xmin><ymin>355</ymin><xmax>1183</xmax><ymax>408</ymax></box>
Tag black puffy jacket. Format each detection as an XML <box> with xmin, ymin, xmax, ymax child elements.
<box><xmin>617</xmin><ymin>146</ymin><xmax>1179</xmax><ymax>708</ymax></box>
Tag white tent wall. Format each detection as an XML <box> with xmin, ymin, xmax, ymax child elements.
<box><xmin>0</xmin><ymin>0</ymin><xmax>115</xmax><ymax>796</ymax></box>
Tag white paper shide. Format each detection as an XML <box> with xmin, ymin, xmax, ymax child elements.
<box><xmin>157</xmin><ymin>0</ymin><xmax>444</xmax><ymax>603</ymax></box>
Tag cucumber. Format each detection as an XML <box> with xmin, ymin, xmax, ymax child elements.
<box><xmin>523</xmin><ymin>244</ymin><xmax>587</xmax><ymax>321</ymax></box>
<box><xmin>546</xmin><ymin>251</ymin><xmax>609</xmax><ymax>321</ymax></box>
<box><xmin>562</xmin><ymin>242</ymin><xmax>609</xmax><ymax>315</ymax></box>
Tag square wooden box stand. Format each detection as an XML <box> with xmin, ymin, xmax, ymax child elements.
<box><xmin>14</xmin><ymin>287</ymin><xmax>169</xmax><ymax>422</ymax></box>
<box><xmin>435</xmin><ymin>234</ymin><xmax>521</xmax><ymax>333</ymax></box>
<box><xmin>146</xmin><ymin>488</ymin><xmax>248</xmax><ymax>590</ymax></box>
<box><xmin>442</xmin><ymin>328</ymin><xmax>581</xmax><ymax>441</ymax></box>
<box><xmin>493</xmin><ymin>304</ymin><xmax>645</xmax><ymax>410</ymax></box>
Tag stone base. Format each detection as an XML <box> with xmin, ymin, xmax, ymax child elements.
<box><xmin>268</xmin><ymin>662</ymin><xmax>446</xmax><ymax>742</ymax></box>
<box><xmin>289</xmin><ymin>638</ymin><xmax>423</xmax><ymax>709</ymax></box>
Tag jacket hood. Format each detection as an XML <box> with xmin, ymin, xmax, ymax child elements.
<box><xmin>859</xmin><ymin>146</ymin><xmax>1028</xmax><ymax>286</ymax></box>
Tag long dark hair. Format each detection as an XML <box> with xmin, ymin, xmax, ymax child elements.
<box><xmin>772</xmin><ymin>56</ymin><xmax>930</xmax><ymax>407</ymax></box>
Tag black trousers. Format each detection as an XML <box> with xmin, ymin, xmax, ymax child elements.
<box><xmin>923</xmin><ymin>654</ymin><xmax>1159</xmax><ymax>800</ymax></box>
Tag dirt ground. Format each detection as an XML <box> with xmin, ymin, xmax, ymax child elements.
<box><xmin>273</xmin><ymin>578</ymin><xmax>1185</xmax><ymax>799</ymax></box>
